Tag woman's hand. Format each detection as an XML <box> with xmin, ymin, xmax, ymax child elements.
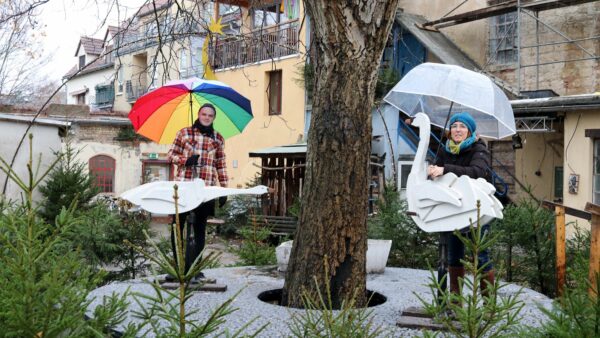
<box><xmin>427</xmin><ymin>165</ymin><xmax>444</xmax><ymax>178</ymax></box>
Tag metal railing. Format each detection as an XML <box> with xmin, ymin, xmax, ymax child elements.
<box><xmin>125</xmin><ymin>81</ymin><xmax>147</xmax><ymax>102</ymax></box>
<box><xmin>209</xmin><ymin>20</ymin><xmax>299</xmax><ymax>69</ymax></box>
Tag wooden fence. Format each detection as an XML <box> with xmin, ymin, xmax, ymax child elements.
<box><xmin>542</xmin><ymin>200</ymin><xmax>599</xmax><ymax>297</ymax></box>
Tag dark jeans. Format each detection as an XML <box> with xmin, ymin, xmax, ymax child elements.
<box><xmin>448</xmin><ymin>224</ymin><xmax>493</xmax><ymax>272</ymax></box>
<box><xmin>170</xmin><ymin>200</ymin><xmax>215</xmax><ymax>274</ymax></box>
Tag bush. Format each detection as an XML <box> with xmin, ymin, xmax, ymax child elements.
<box><xmin>233</xmin><ymin>222</ymin><xmax>276</xmax><ymax>266</ymax></box>
<box><xmin>367</xmin><ymin>186</ymin><xmax>438</xmax><ymax>269</ymax></box>
<box><xmin>492</xmin><ymin>198</ymin><xmax>556</xmax><ymax>296</ymax></box>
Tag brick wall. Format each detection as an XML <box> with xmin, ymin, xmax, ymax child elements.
<box><xmin>490</xmin><ymin>2</ymin><xmax>600</xmax><ymax>95</ymax></box>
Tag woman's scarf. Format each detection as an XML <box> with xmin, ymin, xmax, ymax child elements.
<box><xmin>445</xmin><ymin>134</ymin><xmax>476</xmax><ymax>154</ymax></box>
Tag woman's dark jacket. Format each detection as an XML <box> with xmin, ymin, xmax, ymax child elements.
<box><xmin>434</xmin><ymin>139</ymin><xmax>492</xmax><ymax>183</ymax></box>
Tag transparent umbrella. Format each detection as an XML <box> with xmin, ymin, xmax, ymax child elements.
<box><xmin>383</xmin><ymin>63</ymin><xmax>516</xmax><ymax>140</ymax></box>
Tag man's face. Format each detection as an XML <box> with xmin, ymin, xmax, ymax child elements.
<box><xmin>198</xmin><ymin>107</ymin><xmax>216</xmax><ymax>126</ymax></box>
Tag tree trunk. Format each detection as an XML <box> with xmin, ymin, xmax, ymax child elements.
<box><xmin>282</xmin><ymin>0</ymin><xmax>398</xmax><ymax>309</ymax></box>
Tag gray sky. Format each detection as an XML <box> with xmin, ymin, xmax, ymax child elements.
<box><xmin>39</xmin><ymin>0</ymin><xmax>145</xmax><ymax>81</ymax></box>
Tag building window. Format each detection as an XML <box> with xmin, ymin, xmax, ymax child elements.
<box><xmin>594</xmin><ymin>140</ymin><xmax>600</xmax><ymax>204</ymax></box>
<box><xmin>489</xmin><ymin>11</ymin><xmax>518</xmax><ymax>65</ymax></box>
<box><xmin>397</xmin><ymin>161</ymin><xmax>413</xmax><ymax>199</ymax></box>
<box><xmin>76</xmin><ymin>93</ymin><xmax>86</xmax><ymax>105</ymax></box>
<box><xmin>252</xmin><ymin>1</ymin><xmax>288</xmax><ymax>29</ymax></box>
<box><xmin>117</xmin><ymin>66</ymin><xmax>124</xmax><ymax>93</ymax></box>
<box><xmin>79</xmin><ymin>55</ymin><xmax>86</xmax><ymax>69</ymax></box>
<box><xmin>267</xmin><ymin>70</ymin><xmax>282</xmax><ymax>115</ymax></box>
<box><xmin>554</xmin><ymin>166</ymin><xmax>563</xmax><ymax>201</ymax></box>
<box><xmin>89</xmin><ymin>155</ymin><xmax>116</xmax><ymax>193</ymax></box>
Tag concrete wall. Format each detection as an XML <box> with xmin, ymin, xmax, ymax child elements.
<box><xmin>563</xmin><ymin>109</ymin><xmax>600</xmax><ymax>230</ymax></box>
<box><xmin>0</xmin><ymin>122</ymin><xmax>63</xmax><ymax>203</ymax></box>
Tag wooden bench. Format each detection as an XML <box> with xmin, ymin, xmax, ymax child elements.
<box><xmin>247</xmin><ymin>215</ymin><xmax>299</xmax><ymax>237</ymax></box>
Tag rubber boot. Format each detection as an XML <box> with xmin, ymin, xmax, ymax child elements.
<box><xmin>448</xmin><ymin>266</ymin><xmax>465</xmax><ymax>306</ymax></box>
<box><xmin>480</xmin><ymin>269</ymin><xmax>496</xmax><ymax>302</ymax></box>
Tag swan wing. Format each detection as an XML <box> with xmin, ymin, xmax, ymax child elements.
<box><xmin>414</xmin><ymin>181</ymin><xmax>462</xmax><ymax>208</ymax></box>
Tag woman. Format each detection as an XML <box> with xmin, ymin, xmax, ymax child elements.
<box><xmin>427</xmin><ymin>112</ymin><xmax>495</xmax><ymax>300</ymax></box>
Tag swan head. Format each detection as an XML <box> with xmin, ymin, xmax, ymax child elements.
<box><xmin>411</xmin><ymin>112</ymin><xmax>430</xmax><ymax>128</ymax></box>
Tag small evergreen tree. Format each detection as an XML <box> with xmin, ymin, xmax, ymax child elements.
<box><xmin>39</xmin><ymin>140</ymin><xmax>98</xmax><ymax>223</ymax></box>
<box><xmin>0</xmin><ymin>135</ymin><xmax>138</xmax><ymax>337</ymax></box>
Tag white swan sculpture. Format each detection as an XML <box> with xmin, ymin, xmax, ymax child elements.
<box><xmin>120</xmin><ymin>178</ymin><xmax>269</xmax><ymax>214</ymax></box>
<box><xmin>406</xmin><ymin>113</ymin><xmax>503</xmax><ymax>233</ymax></box>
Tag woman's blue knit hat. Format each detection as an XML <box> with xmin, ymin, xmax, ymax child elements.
<box><xmin>449</xmin><ymin>112</ymin><xmax>476</xmax><ymax>134</ymax></box>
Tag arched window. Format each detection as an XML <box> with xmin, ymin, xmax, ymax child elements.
<box><xmin>89</xmin><ymin>155</ymin><xmax>116</xmax><ymax>193</ymax></box>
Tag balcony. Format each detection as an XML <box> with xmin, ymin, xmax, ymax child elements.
<box><xmin>94</xmin><ymin>84</ymin><xmax>114</xmax><ymax>109</ymax></box>
<box><xmin>125</xmin><ymin>81</ymin><xmax>148</xmax><ymax>102</ymax></box>
<box><xmin>209</xmin><ymin>20</ymin><xmax>299</xmax><ymax>70</ymax></box>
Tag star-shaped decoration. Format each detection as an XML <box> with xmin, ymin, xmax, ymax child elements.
<box><xmin>208</xmin><ymin>17</ymin><xmax>225</xmax><ymax>36</ymax></box>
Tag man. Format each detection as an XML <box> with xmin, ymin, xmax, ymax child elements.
<box><xmin>167</xmin><ymin>103</ymin><xmax>228</xmax><ymax>280</ymax></box>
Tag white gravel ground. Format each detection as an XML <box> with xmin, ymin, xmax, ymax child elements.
<box><xmin>87</xmin><ymin>266</ymin><xmax>554</xmax><ymax>337</ymax></box>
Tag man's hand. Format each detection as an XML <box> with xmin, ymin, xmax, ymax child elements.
<box><xmin>185</xmin><ymin>155</ymin><xmax>199</xmax><ymax>167</ymax></box>
<box><xmin>218</xmin><ymin>196</ymin><xmax>227</xmax><ymax>208</ymax></box>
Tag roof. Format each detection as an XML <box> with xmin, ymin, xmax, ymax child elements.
<box><xmin>103</xmin><ymin>25</ymin><xmax>120</xmax><ymax>47</ymax></box>
<box><xmin>137</xmin><ymin>0</ymin><xmax>171</xmax><ymax>17</ymax></box>
<box><xmin>63</xmin><ymin>57</ymin><xmax>114</xmax><ymax>79</ymax></box>
<box><xmin>76</xmin><ymin>36</ymin><xmax>104</xmax><ymax>56</ymax></box>
<box><xmin>511</xmin><ymin>93</ymin><xmax>600</xmax><ymax>114</ymax></box>
<box><xmin>395</xmin><ymin>11</ymin><xmax>479</xmax><ymax>71</ymax></box>
<box><xmin>249</xmin><ymin>143</ymin><xmax>307</xmax><ymax>157</ymax></box>
<box><xmin>0</xmin><ymin>113</ymin><xmax>71</xmax><ymax>128</ymax></box>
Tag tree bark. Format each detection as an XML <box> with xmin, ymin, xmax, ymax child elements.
<box><xmin>282</xmin><ymin>0</ymin><xmax>398</xmax><ymax>309</ymax></box>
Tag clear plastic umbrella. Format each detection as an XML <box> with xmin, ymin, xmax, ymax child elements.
<box><xmin>383</xmin><ymin>63</ymin><xmax>516</xmax><ymax>140</ymax></box>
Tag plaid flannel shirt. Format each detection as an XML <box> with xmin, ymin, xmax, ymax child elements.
<box><xmin>167</xmin><ymin>127</ymin><xmax>228</xmax><ymax>186</ymax></box>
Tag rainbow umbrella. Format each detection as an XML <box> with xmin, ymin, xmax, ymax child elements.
<box><xmin>129</xmin><ymin>78</ymin><xmax>253</xmax><ymax>144</ymax></box>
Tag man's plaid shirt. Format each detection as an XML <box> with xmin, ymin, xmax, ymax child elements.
<box><xmin>167</xmin><ymin>127</ymin><xmax>228</xmax><ymax>186</ymax></box>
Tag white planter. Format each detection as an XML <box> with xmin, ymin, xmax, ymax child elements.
<box><xmin>275</xmin><ymin>240</ymin><xmax>293</xmax><ymax>272</ymax></box>
<box><xmin>366</xmin><ymin>239</ymin><xmax>392</xmax><ymax>274</ymax></box>
<box><xmin>275</xmin><ymin>239</ymin><xmax>392</xmax><ymax>274</ymax></box>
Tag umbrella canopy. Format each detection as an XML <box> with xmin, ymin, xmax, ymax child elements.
<box><xmin>383</xmin><ymin>63</ymin><xmax>515</xmax><ymax>139</ymax></box>
<box><xmin>129</xmin><ymin>78</ymin><xmax>253</xmax><ymax>144</ymax></box>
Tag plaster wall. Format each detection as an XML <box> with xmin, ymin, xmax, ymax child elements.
<box><xmin>214</xmin><ymin>56</ymin><xmax>306</xmax><ymax>188</ymax></box>
<box><xmin>0</xmin><ymin>122</ymin><xmax>63</xmax><ymax>203</ymax></box>
<box><xmin>72</xmin><ymin>124</ymin><xmax>169</xmax><ymax>195</ymax></box>
<box><xmin>562</xmin><ymin>109</ymin><xmax>600</xmax><ymax>232</ymax></box>
<box><xmin>65</xmin><ymin>69</ymin><xmax>114</xmax><ymax>105</ymax></box>
<box><xmin>513</xmin><ymin>131</ymin><xmax>564</xmax><ymax>202</ymax></box>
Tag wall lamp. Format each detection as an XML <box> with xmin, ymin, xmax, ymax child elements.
<box><xmin>512</xmin><ymin>134</ymin><xmax>523</xmax><ymax>150</ymax></box>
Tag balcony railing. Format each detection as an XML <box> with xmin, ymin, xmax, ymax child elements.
<box><xmin>209</xmin><ymin>20</ymin><xmax>299</xmax><ymax>70</ymax></box>
<box><xmin>126</xmin><ymin>81</ymin><xmax>148</xmax><ymax>102</ymax></box>
<box><xmin>94</xmin><ymin>84</ymin><xmax>114</xmax><ymax>108</ymax></box>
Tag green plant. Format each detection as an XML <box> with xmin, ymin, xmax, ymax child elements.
<box><xmin>38</xmin><ymin>140</ymin><xmax>98</xmax><ymax>223</ymax></box>
<box><xmin>0</xmin><ymin>135</ymin><xmax>138</xmax><ymax>337</ymax></box>
<box><xmin>368</xmin><ymin>185</ymin><xmax>438</xmax><ymax>268</ymax></box>
<box><xmin>233</xmin><ymin>218</ymin><xmax>276</xmax><ymax>266</ymax></box>
<box><xmin>288</xmin><ymin>257</ymin><xmax>390</xmax><ymax>337</ymax></box>
<box><xmin>418</xmin><ymin>207</ymin><xmax>524</xmax><ymax>338</ymax></box>
<box><xmin>565</xmin><ymin>223</ymin><xmax>591</xmax><ymax>289</ymax></box>
<box><xmin>492</xmin><ymin>197</ymin><xmax>556</xmax><ymax>296</ymax></box>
